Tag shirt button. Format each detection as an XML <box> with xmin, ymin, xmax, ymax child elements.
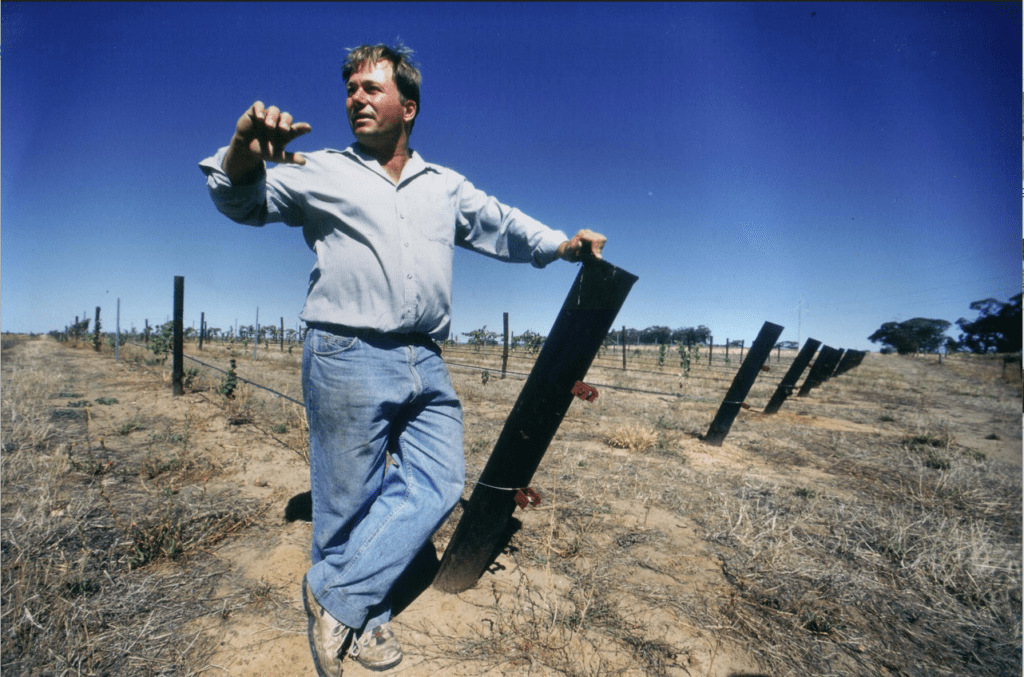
<box><xmin>407</xmin><ymin>274</ymin><xmax>413</xmax><ymax>280</ymax></box>
<box><xmin>399</xmin><ymin>213</ymin><xmax>405</xmax><ymax>219</ymax></box>
<box><xmin>404</xmin><ymin>242</ymin><xmax>410</xmax><ymax>247</ymax></box>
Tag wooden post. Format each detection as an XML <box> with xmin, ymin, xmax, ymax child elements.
<box><xmin>199</xmin><ymin>312</ymin><xmax>205</xmax><ymax>351</ymax></box>
<box><xmin>433</xmin><ymin>260</ymin><xmax>638</xmax><ymax>593</ymax></box>
<box><xmin>828</xmin><ymin>350</ymin><xmax>847</xmax><ymax>380</ymax></box>
<box><xmin>703</xmin><ymin>321</ymin><xmax>784</xmax><ymax>446</ymax></box>
<box><xmin>833</xmin><ymin>349</ymin><xmax>862</xmax><ymax>377</ymax></box>
<box><xmin>93</xmin><ymin>307</ymin><xmax>102</xmax><ymax>352</ymax></box>
<box><xmin>764</xmin><ymin>338</ymin><xmax>821</xmax><ymax>414</ymax></box>
<box><xmin>708</xmin><ymin>336</ymin><xmax>713</xmax><ymax>365</ymax></box>
<box><xmin>145</xmin><ymin>319</ymin><xmax>150</xmax><ymax>344</ymax></box>
<box><xmin>501</xmin><ymin>312</ymin><xmax>509</xmax><ymax>379</ymax></box>
<box><xmin>797</xmin><ymin>345</ymin><xmax>842</xmax><ymax>397</ymax></box>
<box><xmin>115</xmin><ymin>299</ymin><xmax>121</xmax><ymax>362</ymax></box>
<box><xmin>621</xmin><ymin>325</ymin><xmax>627</xmax><ymax>371</ymax></box>
<box><xmin>172</xmin><ymin>276</ymin><xmax>184</xmax><ymax>396</ymax></box>
<box><xmin>739</xmin><ymin>339</ymin><xmax>745</xmax><ymax>363</ymax></box>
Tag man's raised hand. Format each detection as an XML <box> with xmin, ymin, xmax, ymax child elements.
<box><xmin>223</xmin><ymin>101</ymin><xmax>312</xmax><ymax>183</ymax></box>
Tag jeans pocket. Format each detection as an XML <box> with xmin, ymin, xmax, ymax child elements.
<box><xmin>310</xmin><ymin>331</ymin><xmax>360</xmax><ymax>357</ymax></box>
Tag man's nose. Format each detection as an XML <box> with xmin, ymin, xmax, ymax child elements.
<box><xmin>349</xmin><ymin>88</ymin><xmax>368</xmax><ymax>106</ymax></box>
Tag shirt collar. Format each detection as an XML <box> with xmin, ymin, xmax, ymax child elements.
<box><xmin>332</xmin><ymin>144</ymin><xmax>437</xmax><ymax>186</ymax></box>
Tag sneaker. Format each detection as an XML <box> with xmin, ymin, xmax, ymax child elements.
<box><xmin>303</xmin><ymin>575</ymin><xmax>352</xmax><ymax>677</ymax></box>
<box><xmin>349</xmin><ymin>621</ymin><xmax>403</xmax><ymax>671</ymax></box>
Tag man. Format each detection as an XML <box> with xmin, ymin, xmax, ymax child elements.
<box><xmin>200</xmin><ymin>44</ymin><xmax>605</xmax><ymax>676</ymax></box>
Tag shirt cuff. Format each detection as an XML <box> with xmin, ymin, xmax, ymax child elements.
<box><xmin>531</xmin><ymin>227</ymin><xmax>569</xmax><ymax>268</ymax></box>
<box><xmin>198</xmin><ymin>147</ymin><xmax>268</xmax><ymax>223</ymax></box>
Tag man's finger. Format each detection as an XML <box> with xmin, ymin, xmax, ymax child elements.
<box><xmin>264</xmin><ymin>105</ymin><xmax>280</xmax><ymax>129</ymax></box>
<box><xmin>249</xmin><ymin>101</ymin><xmax>267</xmax><ymax>127</ymax></box>
<box><xmin>290</xmin><ymin>122</ymin><xmax>313</xmax><ymax>138</ymax></box>
<box><xmin>283</xmin><ymin>151</ymin><xmax>307</xmax><ymax>166</ymax></box>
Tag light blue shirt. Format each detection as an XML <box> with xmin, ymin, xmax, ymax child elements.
<box><xmin>199</xmin><ymin>145</ymin><xmax>567</xmax><ymax>340</ymax></box>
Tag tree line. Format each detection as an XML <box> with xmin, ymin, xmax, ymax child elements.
<box><xmin>868</xmin><ymin>292</ymin><xmax>1021</xmax><ymax>355</ymax></box>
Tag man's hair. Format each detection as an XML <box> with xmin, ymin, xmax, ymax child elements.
<box><xmin>343</xmin><ymin>43</ymin><xmax>421</xmax><ymax>132</ymax></box>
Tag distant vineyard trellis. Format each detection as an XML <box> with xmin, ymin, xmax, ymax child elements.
<box><xmin>51</xmin><ymin>276</ymin><xmax>877</xmax><ymax>450</ymax></box>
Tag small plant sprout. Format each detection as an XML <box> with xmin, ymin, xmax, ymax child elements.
<box><xmin>219</xmin><ymin>359</ymin><xmax>238</xmax><ymax>399</ymax></box>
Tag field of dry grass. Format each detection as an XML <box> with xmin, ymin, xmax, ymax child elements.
<box><xmin>2</xmin><ymin>334</ymin><xmax>1020</xmax><ymax>676</ymax></box>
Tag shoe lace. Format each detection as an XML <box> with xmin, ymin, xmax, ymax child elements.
<box><xmin>348</xmin><ymin>624</ymin><xmax>388</xmax><ymax>658</ymax></box>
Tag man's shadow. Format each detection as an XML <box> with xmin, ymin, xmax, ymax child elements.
<box><xmin>285</xmin><ymin>492</ymin><xmax>520</xmax><ymax>616</ymax></box>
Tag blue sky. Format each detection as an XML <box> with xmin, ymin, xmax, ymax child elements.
<box><xmin>3</xmin><ymin>2</ymin><xmax>1020</xmax><ymax>351</ymax></box>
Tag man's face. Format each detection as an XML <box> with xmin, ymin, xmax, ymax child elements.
<box><xmin>345</xmin><ymin>60</ymin><xmax>416</xmax><ymax>147</ymax></box>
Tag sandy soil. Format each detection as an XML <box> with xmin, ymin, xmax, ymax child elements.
<box><xmin>15</xmin><ymin>337</ymin><xmax>1021</xmax><ymax>676</ymax></box>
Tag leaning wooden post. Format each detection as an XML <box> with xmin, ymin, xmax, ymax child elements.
<box><xmin>764</xmin><ymin>338</ymin><xmax>821</xmax><ymax>414</ymax></box>
<box><xmin>433</xmin><ymin>260</ymin><xmax>638</xmax><ymax>593</ymax></box>
<box><xmin>797</xmin><ymin>345</ymin><xmax>842</xmax><ymax>397</ymax></box>
<box><xmin>172</xmin><ymin>276</ymin><xmax>184</xmax><ymax>396</ymax></box>
<box><xmin>833</xmin><ymin>349</ymin><xmax>860</xmax><ymax>377</ymax></box>
<box><xmin>501</xmin><ymin>312</ymin><xmax>510</xmax><ymax>379</ymax></box>
<box><xmin>828</xmin><ymin>350</ymin><xmax>847</xmax><ymax>380</ymax></box>
<box><xmin>703</xmin><ymin>321</ymin><xmax>784</xmax><ymax>446</ymax></box>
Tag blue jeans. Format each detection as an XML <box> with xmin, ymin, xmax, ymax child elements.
<box><xmin>301</xmin><ymin>327</ymin><xmax>465</xmax><ymax>631</ymax></box>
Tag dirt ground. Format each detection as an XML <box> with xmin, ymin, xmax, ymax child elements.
<box><xmin>3</xmin><ymin>336</ymin><xmax>1020</xmax><ymax>677</ymax></box>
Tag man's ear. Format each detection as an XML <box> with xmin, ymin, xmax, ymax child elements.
<box><xmin>403</xmin><ymin>99</ymin><xmax>418</xmax><ymax>125</ymax></box>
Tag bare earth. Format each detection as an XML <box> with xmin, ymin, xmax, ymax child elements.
<box><xmin>3</xmin><ymin>336</ymin><xmax>1020</xmax><ymax>677</ymax></box>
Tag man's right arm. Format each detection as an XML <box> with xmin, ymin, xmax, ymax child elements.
<box><xmin>222</xmin><ymin>101</ymin><xmax>312</xmax><ymax>185</ymax></box>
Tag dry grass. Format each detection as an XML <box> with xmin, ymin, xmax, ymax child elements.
<box><xmin>1</xmin><ymin>337</ymin><xmax>273</xmax><ymax>676</ymax></box>
<box><xmin>606</xmin><ymin>423</ymin><xmax>659</xmax><ymax>453</ymax></box>
<box><xmin>4</xmin><ymin>335</ymin><xmax>1020</xmax><ymax>676</ymax></box>
<box><xmin>448</xmin><ymin>350</ymin><xmax>1022</xmax><ymax>677</ymax></box>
